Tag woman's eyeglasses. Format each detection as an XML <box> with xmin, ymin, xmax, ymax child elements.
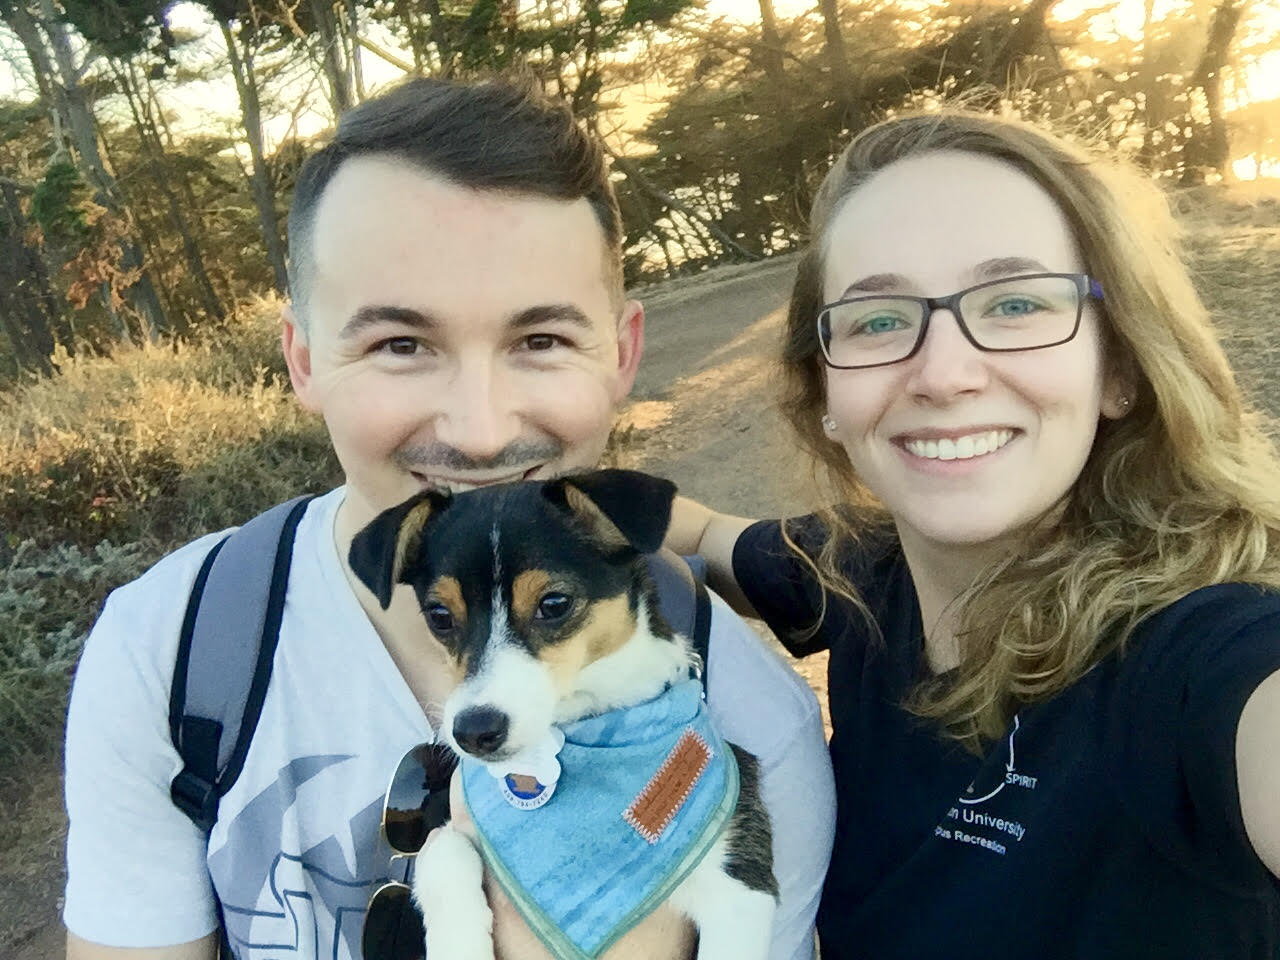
<box><xmin>362</xmin><ymin>741</ymin><xmax>458</xmax><ymax>960</ymax></box>
<box><xmin>817</xmin><ymin>273</ymin><xmax>1104</xmax><ymax>370</ymax></box>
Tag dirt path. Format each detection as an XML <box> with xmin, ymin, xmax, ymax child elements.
<box><xmin>623</xmin><ymin>255</ymin><xmax>810</xmax><ymax>517</ymax></box>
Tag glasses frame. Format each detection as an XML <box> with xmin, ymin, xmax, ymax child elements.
<box><xmin>816</xmin><ymin>272</ymin><xmax>1105</xmax><ymax>370</ymax></box>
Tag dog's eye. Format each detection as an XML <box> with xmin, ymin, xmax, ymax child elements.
<box><xmin>425</xmin><ymin>603</ymin><xmax>455</xmax><ymax>633</ymax></box>
<box><xmin>535</xmin><ymin>593</ymin><xmax>573</xmax><ymax>621</ymax></box>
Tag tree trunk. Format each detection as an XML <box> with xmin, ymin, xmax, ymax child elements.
<box><xmin>347</xmin><ymin>0</ymin><xmax>365</xmax><ymax>99</ymax></box>
<box><xmin>150</xmin><ymin>75</ymin><xmax>238</xmax><ymax>307</ymax></box>
<box><xmin>3</xmin><ymin>3</ymin><xmax>66</xmax><ymax>154</ymax></box>
<box><xmin>220</xmin><ymin>19</ymin><xmax>290</xmax><ymax>293</ymax></box>
<box><xmin>0</xmin><ymin>178</ymin><xmax>60</xmax><ymax>373</ymax></box>
<box><xmin>816</xmin><ymin>0</ymin><xmax>852</xmax><ymax>110</ymax></box>
<box><xmin>20</xmin><ymin>0</ymin><xmax>169</xmax><ymax>340</ymax></box>
<box><xmin>990</xmin><ymin>0</ymin><xmax>1060</xmax><ymax>79</ymax></box>
<box><xmin>147</xmin><ymin>66</ymin><xmax>236</xmax><ymax>311</ymax></box>
<box><xmin>1137</xmin><ymin>0</ymin><xmax>1159</xmax><ymax>170</ymax></box>
<box><xmin>388</xmin><ymin>0</ymin><xmax>422</xmax><ymax>71</ymax></box>
<box><xmin>571</xmin><ymin>0</ymin><xmax>602</xmax><ymax>121</ymax></box>
<box><xmin>118</xmin><ymin>63</ymin><xmax>227</xmax><ymax>324</ymax></box>
<box><xmin>310</xmin><ymin>0</ymin><xmax>352</xmax><ymax>114</ymax></box>
<box><xmin>756</xmin><ymin>0</ymin><xmax>787</xmax><ymax>84</ymax></box>
<box><xmin>1187</xmin><ymin>0</ymin><xmax>1245</xmax><ymax>182</ymax></box>
<box><xmin>419</xmin><ymin>0</ymin><xmax>455</xmax><ymax>76</ymax></box>
<box><xmin>389</xmin><ymin>0</ymin><xmax>427</xmax><ymax>72</ymax></box>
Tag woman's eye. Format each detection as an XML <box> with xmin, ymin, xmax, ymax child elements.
<box><xmin>535</xmin><ymin>592</ymin><xmax>573</xmax><ymax>621</ymax></box>
<box><xmin>426</xmin><ymin>604</ymin><xmax>455</xmax><ymax>633</ymax></box>
<box><xmin>990</xmin><ymin>298</ymin><xmax>1041</xmax><ymax>317</ymax></box>
<box><xmin>855</xmin><ymin>315</ymin><xmax>906</xmax><ymax>335</ymax></box>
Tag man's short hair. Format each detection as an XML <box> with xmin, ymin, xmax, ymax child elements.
<box><xmin>287</xmin><ymin>77</ymin><xmax>624</xmax><ymax>332</ymax></box>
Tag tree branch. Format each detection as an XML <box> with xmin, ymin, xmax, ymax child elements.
<box><xmin>355</xmin><ymin>33</ymin><xmax>413</xmax><ymax>73</ymax></box>
<box><xmin>603</xmin><ymin>145</ymin><xmax>762</xmax><ymax>262</ymax></box>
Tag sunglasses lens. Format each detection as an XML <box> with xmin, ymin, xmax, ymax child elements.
<box><xmin>363</xmin><ymin>883</ymin><xmax>425</xmax><ymax>960</ymax></box>
<box><xmin>383</xmin><ymin>742</ymin><xmax>457</xmax><ymax>854</ymax></box>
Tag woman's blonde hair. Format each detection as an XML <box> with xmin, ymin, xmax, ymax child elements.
<box><xmin>779</xmin><ymin>110</ymin><xmax>1280</xmax><ymax>751</ymax></box>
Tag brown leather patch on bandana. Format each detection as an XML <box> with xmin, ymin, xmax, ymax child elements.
<box><xmin>623</xmin><ymin>728</ymin><xmax>712</xmax><ymax>844</ymax></box>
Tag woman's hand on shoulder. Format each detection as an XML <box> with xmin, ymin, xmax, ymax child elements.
<box><xmin>1237</xmin><ymin>666</ymin><xmax>1280</xmax><ymax>878</ymax></box>
<box><xmin>665</xmin><ymin>496</ymin><xmax>759</xmax><ymax>617</ymax></box>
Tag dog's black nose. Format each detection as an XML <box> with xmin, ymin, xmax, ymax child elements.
<box><xmin>452</xmin><ymin>706</ymin><xmax>510</xmax><ymax>757</ymax></box>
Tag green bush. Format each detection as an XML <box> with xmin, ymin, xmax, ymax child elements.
<box><xmin>0</xmin><ymin>539</ymin><xmax>151</xmax><ymax>782</ymax></box>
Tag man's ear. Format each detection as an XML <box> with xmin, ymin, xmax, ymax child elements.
<box><xmin>348</xmin><ymin>490</ymin><xmax>451</xmax><ymax>608</ymax></box>
<box><xmin>543</xmin><ymin>469</ymin><xmax>676</xmax><ymax>555</ymax></box>
<box><xmin>611</xmin><ymin>299</ymin><xmax>644</xmax><ymax>405</ymax></box>
<box><xmin>281</xmin><ymin>305</ymin><xmax>319</xmax><ymax>413</ymax></box>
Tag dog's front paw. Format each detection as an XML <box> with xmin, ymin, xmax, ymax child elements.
<box><xmin>414</xmin><ymin>824</ymin><xmax>495</xmax><ymax>960</ymax></box>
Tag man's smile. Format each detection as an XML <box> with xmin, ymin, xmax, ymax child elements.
<box><xmin>411</xmin><ymin>465</ymin><xmax>545</xmax><ymax>491</ymax></box>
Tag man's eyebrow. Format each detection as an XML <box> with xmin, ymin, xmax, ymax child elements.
<box><xmin>508</xmin><ymin>304</ymin><xmax>594</xmax><ymax>331</ymax></box>
<box><xmin>972</xmin><ymin>256</ymin><xmax>1050</xmax><ymax>281</ymax></box>
<box><xmin>338</xmin><ymin>305</ymin><xmax>439</xmax><ymax>340</ymax></box>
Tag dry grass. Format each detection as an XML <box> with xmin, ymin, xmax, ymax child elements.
<box><xmin>0</xmin><ymin>299</ymin><xmax>341</xmax><ymax>551</ymax></box>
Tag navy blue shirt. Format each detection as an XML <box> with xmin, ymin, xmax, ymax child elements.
<box><xmin>734</xmin><ymin>518</ymin><xmax>1280</xmax><ymax>959</ymax></box>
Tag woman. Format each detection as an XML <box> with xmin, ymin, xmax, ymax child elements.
<box><xmin>666</xmin><ymin>112</ymin><xmax>1280</xmax><ymax>957</ymax></box>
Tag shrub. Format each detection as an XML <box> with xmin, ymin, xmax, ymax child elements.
<box><xmin>0</xmin><ymin>295</ymin><xmax>342</xmax><ymax>783</ymax></box>
<box><xmin>0</xmin><ymin>297</ymin><xmax>342</xmax><ymax>549</ymax></box>
<box><xmin>0</xmin><ymin>538</ymin><xmax>152</xmax><ymax>783</ymax></box>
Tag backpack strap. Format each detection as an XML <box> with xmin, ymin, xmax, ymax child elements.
<box><xmin>645</xmin><ymin>552</ymin><xmax>713</xmax><ymax>693</ymax></box>
<box><xmin>168</xmin><ymin>495</ymin><xmax>316</xmax><ymax>833</ymax></box>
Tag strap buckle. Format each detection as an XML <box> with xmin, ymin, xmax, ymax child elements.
<box><xmin>170</xmin><ymin>768</ymin><xmax>219</xmax><ymax>833</ymax></box>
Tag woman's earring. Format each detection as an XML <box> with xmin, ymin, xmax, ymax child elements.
<box><xmin>822</xmin><ymin>414</ymin><xmax>837</xmax><ymax>432</ymax></box>
<box><xmin>1118</xmin><ymin>396</ymin><xmax>1131</xmax><ymax>411</ymax></box>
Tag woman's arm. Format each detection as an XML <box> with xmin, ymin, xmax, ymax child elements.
<box><xmin>1236</xmin><ymin>666</ymin><xmax>1280</xmax><ymax>878</ymax></box>
<box><xmin>666</xmin><ymin>496</ymin><xmax>759</xmax><ymax>617</ymax></box>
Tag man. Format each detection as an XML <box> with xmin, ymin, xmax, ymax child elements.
<box><xmin>63</xmin><ymin>77</ymin><xmax>834</xmax><ymax>960</ymax></box>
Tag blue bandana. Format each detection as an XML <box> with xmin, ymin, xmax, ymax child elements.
<box><xmin>460</xmin><ymin>679</ymin><xmax>739</xmax><ymax>959</ymax></box>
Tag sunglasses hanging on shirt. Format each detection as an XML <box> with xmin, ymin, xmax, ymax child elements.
<box><xmin>362</xmin><ymin>741</ymin><xmax>458</xmax><ymax>960</ymax></box>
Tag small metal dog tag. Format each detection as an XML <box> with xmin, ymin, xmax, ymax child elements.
<box><xmin>488</xmin><ymin>727</ymin><xmax>565</xmax><ymax>811</ymax></box>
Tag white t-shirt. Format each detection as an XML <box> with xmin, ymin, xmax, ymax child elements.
<box><xmin>64</xmin><ymin>488</ymin><xmax>835</xmax><ymax>960</ymax></box>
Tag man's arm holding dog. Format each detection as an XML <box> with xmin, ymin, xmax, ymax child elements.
<box><xmin>445</xmin><ymin>771</ymin><xmax>702</xmax><ymax>960</ymax></box>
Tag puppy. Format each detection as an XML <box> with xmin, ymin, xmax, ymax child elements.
<box><xmin>349</xmin><ymin>469</ymin><xmax>778</xmax><ymax>960</ymax></box>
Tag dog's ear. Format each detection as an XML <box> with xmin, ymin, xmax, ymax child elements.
<box><xmin>543</xmin><ymin>469</ymin><xmax>677</xmax><ymax>555</ymax></box>
<box><xmin>348</xmin><ymin>489</ymin><xmax>451</xmax><ymax>608</ymax></box>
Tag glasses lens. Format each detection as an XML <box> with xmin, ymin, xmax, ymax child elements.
<box><xmin>821</xmin><ymin>298</ymin><xmax>924</xmax><ymax>367</ymax></box>
<box><xmin>383</xmin><ymin>742</ymin><xmax>457</xmax><ymax>854</ymax></box>
<box><xmin>958</xmin><ymin>276</ymin><xmax>1080</xmax><ymax>350</ymax></box>
<box><xmin>363</xmin><ymin>882</ymin><xmax>425</xmax><ymax>960</ymax></box>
